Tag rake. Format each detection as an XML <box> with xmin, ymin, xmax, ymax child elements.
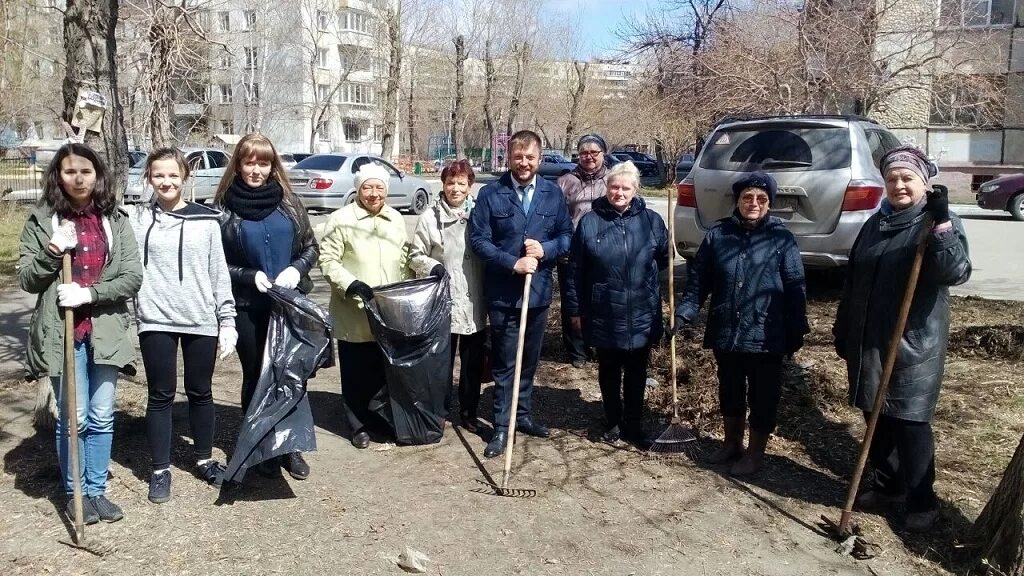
<box><xmin>648</xmin><ymin>182</ymin><xmax>699</xmax><ymax>457</ymax></box>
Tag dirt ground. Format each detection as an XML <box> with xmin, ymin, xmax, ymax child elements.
<box><xmin>0</xmin><ymin>273</ymin><xmax>1021</xmax><ymax>576</ymax></box>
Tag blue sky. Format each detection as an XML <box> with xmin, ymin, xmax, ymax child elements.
<box><xmin>543</xmin><ymin>0</ymin><xmax>662</xmax><ymax>59</ymax></box>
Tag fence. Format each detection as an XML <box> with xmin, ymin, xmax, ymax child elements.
<box><xmin>0</xmin><ymin>157</ymin><xmax>43</xmax><ymax>204</ymax></box>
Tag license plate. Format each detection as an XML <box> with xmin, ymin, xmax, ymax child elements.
<box><xmin>773</xmin><ymin>196</ymin><xmax>798</xmax><ymax>211</ymax></box>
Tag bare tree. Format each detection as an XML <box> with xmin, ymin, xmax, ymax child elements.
<box><xmin>563</xmin><ymin>60</ymin><xmax>588</xmax><ymax>156</ymax></box>
<box><xmin>451</xmin><ymin>34</ymin><xmax>467</xmax><ymax>158</ymax></box>
<box><xmin>972</xmin><ymin>432</ymin><xmax>1024</xmax><ymax>575</ymax></box>
<box><xmin>378</xmin><ymin>0</ymin><xmax>402</xmax><ymax>160</ymax></box>
<box><xmin>506</xmin><ymin>39</ymin><xmax>532</xmax><ymax>138</ymax></box>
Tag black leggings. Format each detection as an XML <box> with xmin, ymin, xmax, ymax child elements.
<box><xmin>450</xmin><ymin>330</ymin><xmax>487</xmax><ymax>418</ymax></box>
<box><xmin>865</xmin><ymin>413</ymin><xmax>937</xmax><ymax>513</ymax></box>
<box><xmin>337</xmin><ymin>340</ymin><xmax>390</xmax><ymax>435</ymax></box>
<box><xmin>596</xmin><ymin>346</ymin><xmax>651</xmax><ymax>434</ymax></box>
<box><xmin>235</xmin><ymin>305</ymin><xmax>271</xmax><ymax>413</ymax></box>
<box><xmin>140</xmin><ymin>331</ymin><xmax>218</xmax><ymax>470</ymax></box>
<box><xmin>713</xmin><ymin>351</ymin><xmax>783</xmax><ymax>434</ymax></box>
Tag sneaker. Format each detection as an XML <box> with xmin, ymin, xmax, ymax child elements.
<box><xmin>905</xmin><ymin>509</ymin><xmax>939</xmax><ymax>532</ymax></box>
<box><xmin>65</xmin><ymin>497</ymin><xmax>99</xmax><ymax>525</ymax></box>
<box><xmin>601</xmin><ymin>426</ymin><xmax>621</xmax><ymax>444</ymax></box>
<box><xmin>148</xmin><ymin>470</ymin><xmax>172</xmax><ymax>504</ymax></box>
<box><xmin>197</xmin><ymin>460</ymin><xmax>225</xmax><ymax>487</ymax></box>
<box><xmin>88</xmin><ymin>495</ymin><xmax>124</xmax><ymax>523</ymax></box>
<box><xmin>282</xmin><ymin>452</ymin><xmax>310</xmax><ymax>481</ymax></box>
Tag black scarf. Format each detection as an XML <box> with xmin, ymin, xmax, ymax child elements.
<box><xmin>225</xmin><ymin>177</ymin><xmax>284</xmax><ymax>221</ymax></box>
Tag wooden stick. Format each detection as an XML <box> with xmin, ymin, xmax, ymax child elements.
<box><xmin>62</xmin><ymin>253</ymin><xmax>85</xmax><ymax>543</ymax></box>
<box><xmin>501</xmin><ymin>273</ymin><xmax>533</xmax><ymax>490</ymax></box>
<box><xmin>668</xmin><ymin>182</ymin><xmax>679</xmax><ymax>420</ymax></box>
<box><xmin>838</xmin><ymin>216</ymin><xmax>933</xmax><ymax>534</ymax></box>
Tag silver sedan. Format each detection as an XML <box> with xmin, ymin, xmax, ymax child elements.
<box><xmin>288</xmin><ymin>154</ymin><xmax>433</xmax><ymax>214</ymax></box>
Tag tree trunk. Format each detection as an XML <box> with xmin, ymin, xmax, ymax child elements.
<box><xmin>506</xmin><ymin>41</ymin><xmax>530</xmax><ymax>138</ymax></box>
<box><xmin>406</xmin><ymin>61</ymin><xmax>418</xmax><ymax>158</ymax></box>
<box><xmin>564</xmin><ymin>60</ymin><xmax>588</xmax><ymax>156</ymax></box>
<box><xmin>482</xmin><ymin>38</ymin><xmax>496</xmax><ymax>169</ymax></box>
<box><xmin>452</xmin><ymin>34</ymin><xmax>466</xmax><ymax>159</ymax></box>
<box><xmin>379</xmin><ymin>2</ymin><xmax>402</xmax><ymax>160</ymax></box>
<box><xmin>146</xmin><ymin>5</ymin><xmax>173</xmax><ymax>148</ymax></box>
<box><xmin>973</xmin><ymin>432</ymin><xmax>1024</xmax><ymax>575</ymax></box>
<box><xmin>62</xmin><ymin>0</ymin><xmax>129</xmax><ymax>200</ymax></box>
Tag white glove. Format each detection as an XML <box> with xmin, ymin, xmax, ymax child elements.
<box><xmin>49</xmin><ymin>220</ymin><xmax>77</xmax><ymax>254</ymax></box>
<box><xmin>274</xmin><ymin>266</ymin><xmax>301</xmax><ymax>290</ymax></box>
<box><xmin>218</xmin><ymin>325</ymin><xmax>238</xmax><ymax>360</ymax></box>
<box><xmin>57</xmin><ymin>283</ymin><xmax>94</xmax><ymax>308</ymax></box>
<box><xmin>254</xmin><ymin>271</ymin><xmax>273</xmax><ymax>293</ymax></box>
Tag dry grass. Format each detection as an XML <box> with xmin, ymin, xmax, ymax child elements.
<box><xmin>0</xmin><ymin>201</ymin><xmax>28</xmax><ymax>287</ymax></box>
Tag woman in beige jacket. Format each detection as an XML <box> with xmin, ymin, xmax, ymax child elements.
<box><xmin>319</xmin><ymin>163</ymin><xmax>439</xmax><ymax>449</ymax></box>
<box><xmin>410</xmin><ymin>160</ymin><xmax>488</xmax><ymax>433</ymax></box>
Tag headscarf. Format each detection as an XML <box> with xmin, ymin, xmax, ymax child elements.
<box><xmin>880</xmin><ymin>146</ymin><xmax>935</xmax><ymax>190</ymax></box>
<box><xmin>576</xmin><ymin>133</ymin><xmax>607</xmax><ymax>153</ymax></box>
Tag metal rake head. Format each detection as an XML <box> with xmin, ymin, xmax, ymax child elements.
<box><xmin>817</xmin><ymin>514</ymin><xmax>880</xmax><ymax>560</ymax></box>
<box><xmin>473</xmin><ymin>479</ymin><xmax>537</xmax><ymax>498</ymax></box>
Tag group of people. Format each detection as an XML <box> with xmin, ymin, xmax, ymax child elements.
<box><xmin>19</xmin><ymin>128</ymin><xmax>969</xmax><ymax>534</ymax></box>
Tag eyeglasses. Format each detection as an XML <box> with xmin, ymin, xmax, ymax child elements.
<box><xmin>740</xmin><ymin>194</ymin><xmax>770</xmax><ymax>205</ymax></box>
<box><xmin>578</xmin><ymin>150</ymin><xmax>603</xmax><ymax>158</ymax></box>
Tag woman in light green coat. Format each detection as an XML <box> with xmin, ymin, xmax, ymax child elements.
<box><xmin>410</xmin><ymin>160</ymin><xmax>488</xmax><ymax>433</ymax></box>
<box><xmin>319</xmin><ymin>163</ymin><xmax>439</xmax><ymax>449</ymax></box>
<box><xmin>19</xmin><ymin>143</ymin><xmax>142</xmax><ymax>524</ymax></box>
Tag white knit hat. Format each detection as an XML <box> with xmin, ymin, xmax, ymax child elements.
<box><xmin>354</xmin><ymin>163</ymin><xmax>391</xmax><ymax>194</ymax></box>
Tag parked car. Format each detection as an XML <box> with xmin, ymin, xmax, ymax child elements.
<box><xmin>976</xmin><ymin>173</ymin><xmax>1024</xmax><ymax>221</ymax></box>
<box><xmin>675</xmin><ymin>152</ymin><xmax>695</xmax><ymax>177</ymax></box>
<box><xmin>123</xmin><ymin>148</ymin><xmax>230</xmax><ymax>204</ymax></box>
<box><xmin>288</xmin><ymin>154</ymin><xmax>433</xmax><ymax>214</ymax></box>
<box><xmin>536</xmin><ymin>153</ymin><xmax>576</xmax><ymax>180</ymax></box>
<box><xmin>279</xmin><ymin>153</ymin><xmax>297</xmax><ymax>169</ymax></box>
<box><xmin>611</xmin><ymin>151</ymin><xmax>662</xmax><ymax>181</ymax></box>
<box><xmin>675</xmin><ymin>115</ymin><xmax>904</xmax><ymax>268</ymax></box>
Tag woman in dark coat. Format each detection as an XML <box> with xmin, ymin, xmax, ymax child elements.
<box><xmin>565</xmin><ymin>161</ymin><xmax>668</xmax><ymax>448</ymax></box>
<box><xmin>833</xmin><ymin>146</ymin><xmax>970</xmax><ymax>532</ymax></box>
<box><xmin>675</xmin><ymin>171</ymin><xmax>808</xmax><ymax>476</ymax></box>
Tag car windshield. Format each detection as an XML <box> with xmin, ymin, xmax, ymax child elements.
<box><xmin>294</xmin><ymin>155</ymin><xmax>346</xmax><ymax>171</ymax></box>
<box><xmin>698</xmin><ymin>125</ymin><xmax>852</xmax><ymax>171</ymax></box>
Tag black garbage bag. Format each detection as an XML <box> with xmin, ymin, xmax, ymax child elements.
<box><xmin>221</xmin><ymin>287</ymin><xmax>333</xmax><ymax>484</ymax></box>
<box><xmin>364</xmin><ymin>275</ymin><xmax>452</xmax><ymax>445</ymax></box>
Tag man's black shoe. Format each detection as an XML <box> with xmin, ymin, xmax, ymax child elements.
<box><xmin>516</xmin><ymin>419</ymin><xmax>550</xmax><ymax>438</ymax></box>
<box><xmin>351</xmin><ymin>430</ymin><xmax>371</xmax><ymax>449</ymax></box>
<box><xmin>484</xmin><ymin>431</ymin><xmax>508</xmax><ymax>458</ymax></box>
<box><xmin>282</xmin><ymin>452</ymin><xmax>310</xmax><ymax>480</ymax></box>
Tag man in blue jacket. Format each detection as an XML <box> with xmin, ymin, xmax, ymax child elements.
<box><xmin>470</xmin><ymin>130</ymin><xmax>573</xmax><ymax>458</ymax></box>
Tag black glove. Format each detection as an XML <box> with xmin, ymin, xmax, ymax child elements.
<box><xmin>786</xmin><ymin>335</ymin><xmax>804</xmax><ymax>355</ymax></box>
<box><xmin>834</xmin><ymin>339</ymin><xmax>847</xmax><ymax>360</ymax></box>
<box><xmin>429</xmin><ymin>264</ymin><xmax>446</xmax><ymax>278</ymax></box>
<box><xmin>925</xmin><ymin>186</ymin><xmax>950</xmax><ymax>225</ymax></box>
<box><xmin>346</xmin><ymin>280</ymin><xmax>374</xmax><ymax>302</ymax></box>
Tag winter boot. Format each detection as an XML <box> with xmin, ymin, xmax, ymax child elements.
<box><xmin>706</xmin><ymin>417</ymin><xmax>745</xmax><ymax>464</ymax></box>
<box><xmin>730</xmin><ymin>428</ymin><xmax>769</xmax><ymax>476</ymax></box>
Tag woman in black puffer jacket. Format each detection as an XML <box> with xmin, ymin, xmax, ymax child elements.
<box><xmin>675</xmin><ymin>171</ymin><xmax>808</xmax><ymax>476</ymax></box>
<box><xmin>565</xmin><ymin>161</ymin><xmax>668</xmax><ymax>449</ymax></box>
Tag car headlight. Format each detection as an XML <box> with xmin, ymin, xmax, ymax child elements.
<box><xmin>979</xmin><ymin>183</ymin><xmax>998</xmax><ymax>193</ymax></box>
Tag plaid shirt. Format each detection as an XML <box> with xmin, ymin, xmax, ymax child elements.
<box><xmin>68</xmin><ymin>206</ymin><xmax>108</xmax><ymax>342</ymax></box>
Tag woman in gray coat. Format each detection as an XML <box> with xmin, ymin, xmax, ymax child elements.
<box><xmin>411</xmin><ymin>160</ymin><xmax>488</xmax><ymax>433</ymax></box>
<box><xmin>833</xmin><ymin>146</ymin><xmax>971</xmax><ymax>533</ymax></box>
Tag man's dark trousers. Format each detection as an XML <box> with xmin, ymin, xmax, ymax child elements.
<box><xmin>489</xmin><ymin>305</ymin><xmax>549</xmax><ymax>432</ymax></box>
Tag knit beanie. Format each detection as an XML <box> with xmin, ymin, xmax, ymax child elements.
<box><xmin>732</xmin><ymin>171</ymin><xmax>778</xmax><ymax>205</ymax></box>
<box><xmin>881</xmin><ymin>146</ymin><xmax>935</xmax><ymax>189</ymax></box>
<box><xmin>354</xmin><ymin>163</ymin><xmax>391</xmax><ymax>194</ymax></box>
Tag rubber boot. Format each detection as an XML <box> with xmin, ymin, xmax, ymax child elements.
<box><xmin>706</xmin><ymin>417</ymin><xmax>745</xmax><ymax>464</ymax></box>
<box><xmin>731</xmin><ymin>428</ymin><xmax>769</xmax><ymax>476</ymax></box>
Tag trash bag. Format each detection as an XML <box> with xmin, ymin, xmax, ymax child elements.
<box><xmin>364</xmin><ymin>275</ymin><xmax>452</xmax><ymax>445</ymax></box>
<box><xmin>221</xmin><ymin>287</ymin><xmax>333</xmax><ymax>484</ymax></box>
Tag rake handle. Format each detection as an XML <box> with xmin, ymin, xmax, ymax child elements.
<box><xmin>501</xmin><ymin>273</ymin><xmax>532</xmax><ymax>490</ymax></box>
<box><xmin>838</xmin><ymin>216</ymin><xmax>932</xmax><ymax>534</ymax></box>
<box><xmin>667</xmin><ymin>186</ymin><xmax>680</xmax><ymax>420</ymax></box>
<box><xmin>62</xmin><ymin>253</ymin><xmax>85</xmax><ymax>543</ymax></box>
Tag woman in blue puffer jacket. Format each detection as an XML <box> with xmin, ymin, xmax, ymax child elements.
<box><xmin>565</xmin><ymin>161</ymin><xmax>669</xmax><ymax>449</ymax></box>
<box><xmin>675</xmin><ymin>171</ymin><xmax>808</xmax><ymax>476</ymax></box>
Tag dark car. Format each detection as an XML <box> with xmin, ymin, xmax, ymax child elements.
<box><xmin>675</xmin><ymin>153</ymin><xmax>695</xmax><ymax>179</ymax></box>
<box><xmin>976</xmin><ymin>174</ymin><xmax>1024</xmax><ymax>221</ymax></box>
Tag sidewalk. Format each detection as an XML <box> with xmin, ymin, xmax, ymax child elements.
<box><xmin>0</xmin><ymin>289</ymin><xmax>37</xmax><ymax>381</ymax></box>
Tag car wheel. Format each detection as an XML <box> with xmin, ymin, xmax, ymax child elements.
<box><xmin>344</xmin><ymin>193</ymin><xmax>357</xmax><ymax>206</ymax></box>
<box><xmin>1010</xmin><ymin>192</ymin><xmax>1024</xmax><ymax>221</ymax></box>
<box><xmin>410</xmin><ymin>188</ymin><xmax>429</xmax><ymax>215</ymax></box>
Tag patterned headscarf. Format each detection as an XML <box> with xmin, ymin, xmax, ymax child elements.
<box><xmin>881</xmin><ymin>146</ymin><xmax>935</xmax><ymax>189</ymax></box>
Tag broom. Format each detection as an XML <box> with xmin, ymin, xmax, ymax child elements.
<box><xmin>648</xmin><ymin>181</ymin><xmax>699</xmax><ymax>456</ymax></box>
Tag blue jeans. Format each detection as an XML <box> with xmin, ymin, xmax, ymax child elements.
<box><xmin>50</xmin><ymin>340</ymin><xmax>119</xmax><ymax>497</ymax></box>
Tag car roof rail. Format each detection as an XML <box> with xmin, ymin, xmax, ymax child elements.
<box><xmin>710</xmin><ymin>114</ymin><xmax>880</xmax><ymax>128</ymax></box>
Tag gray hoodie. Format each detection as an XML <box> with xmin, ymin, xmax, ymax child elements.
<box><xmin>129</xmin><ymin>201</ymin><xmax>235</xmax><ymax>336</ymax></box>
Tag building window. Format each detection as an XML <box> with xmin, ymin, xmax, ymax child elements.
<box><xmin>338</xmin><ymin>47</ymin><xmax>370</xmax><ymax>72</ymax></box>
<box><xmin>218</xmin><ymin>51</ymin><xmax>233</xmax><ymax>68</ymax></box>
<box><xmin>939</xmin><ymin>0</ymin><xmax>1014</xmax><ymax>27</ymax></box>
<box><xmin>343</xmin><ymin>119</ymin><xmax>364</xmax><ymax>142</ymax></box>
<box><xmin>317</xmin><ymin>48</ymin><xmax>330</xmax><ymax>68</ymax></box>
<box><xmin>929</xmin><ymin>74</ymin><xmax>1006</xmax><ymax>127</ymax></box>
<box><xmin>218</xmin><ymin>84</ymin><xmax>233</xmax><ymax>104</ymax></box>
<box><xmin>245</xmin><ymin>82</ymin><xmax>260</xmax><ymax>102</ymax></box>
<box><xmin>317</xmin><ymin>10</ymin><xmax>331</xmax><ymax>30</ymax></box>
<box><xmin>221</xmin><ymin>120</ymin><xmax>234</xmax><ymax>134</ymax></box>
<box><xmin>317</xmin><ymin>83</ymin><xmax>332</xmax><ymax>103</ymax></box>
<box><xmin>244</xmin><ymin>47</ymin><xmax>258</xmax><ymax>69</ymax></box>
<box><xmin>243</xmin><ymin>10</ymin><xmax>257</xmax><ymax>30</ymax></box>
<box><xmin>217</xmin><ymin>11</ymin><xmax>230</xmax><ymax>32</ymax></box>
<box><xmin>339</xmin><ymin>10</ymin><xmax>371</xmax><ymax>33</ymax></box>
<box><xmin>340</xmin><ymin>83</ymin><xmax>374</xmax><ymax>105</ymax></box>
<box><xmin>317</xmin><ymin>120</ymin><xmax>331</xmax><ymax>141</ymax></box>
